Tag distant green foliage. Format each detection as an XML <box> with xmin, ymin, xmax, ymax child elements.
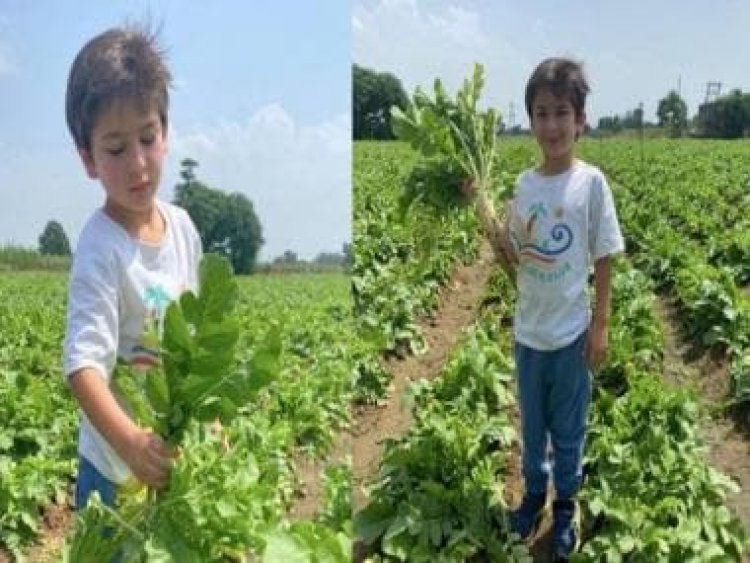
<box><xmin>353</xmin><ymin>64</ymin><xmax>409</xmax><ymax>140</ymax></box>
<box><xmin>38</xmin><ymin>220</ymin><xmax>71</xmax><ymax>256</ymax></box>
<box><xmin>656</xmin><ymin>90</ymin><xmax>688</xmax><ymax>137</ymax></box>
<box><xmin>697</xmin><ymin>89</ymin><xmax>750</xmax><ymax>139</ymax></box>
<box><xmin>0</xmin><ymin>245</ymin><xmax>70</xmax><ymax>271</ymax></box>
<box><xmin>175</xmin><ymin>158</ymin><xmax>264</xmax><ymax>275</ymax></box>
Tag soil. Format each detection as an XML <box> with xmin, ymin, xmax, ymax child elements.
<box><xmin>352</xmin><ymin>244</ymin><xmax>497</xmax><ymax>511</ymax></box>
<box><xmin>287</xmin><ymin>419</ymin><xmax>353</xmax><ymax>522</ymax></box>
<box><xmin>0</xmin><ymin>488</ymin><xmax>76</xmax><ymax>563</ymax></box>
<box><xmin>654</xmin><ymin>294</ymin><xmax>750</xmax><ymax>562</ymax></box>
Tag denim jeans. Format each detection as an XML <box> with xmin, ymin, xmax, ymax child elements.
<box><xmin>75</xmin><ymin>455</ymin><xmax>118</xmax><ymax>510</ymax></box>
<box><xmin>514</xmin><ymin>329</ymin><xmax>591</xmax><ymax>499</ymax></box>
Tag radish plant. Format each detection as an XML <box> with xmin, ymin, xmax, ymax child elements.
<box><xmin>391</xmin><ymin>64</ymin><xmax>513</xmax><ymax>270</ymax></box>
<box><xmin>65</xmin><ymin>254</ymin><xmax>281</xmax><ymax>562</ymax></box>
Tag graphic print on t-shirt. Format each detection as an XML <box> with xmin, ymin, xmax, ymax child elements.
<box><xmin>512</xmin><ymin>201</ymin><xmax>573</xmax><ymax>284</ymax></box>
<box><xmin>130</xmin><ymin>283</ymin><xmax>173</xmax><ymax>369</ymax></box>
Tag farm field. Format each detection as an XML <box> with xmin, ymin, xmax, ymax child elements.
<box><xmin>2</xmin><ymin>136</ymin><xmax>749</xmax><ymax>561</ymax></box>
<box><xmin>0</xmin><ymin>272</ymin><xmax>353</xmax><ymax>561</ymax></box>
<box><xmin>352</xmin><ymin>138</ymin><xmax>750</xmax><ymax>562</ymax></box>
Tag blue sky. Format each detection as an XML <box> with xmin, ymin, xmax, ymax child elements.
<box><xmin>354</xmin><ymin>0</ymin><xmax>750</xmax><ymax>127</ymax></box>
<box><xmin>0</xmin><ymin>1</ymin><xmax>350</xmax><ymax>260</ymax></box>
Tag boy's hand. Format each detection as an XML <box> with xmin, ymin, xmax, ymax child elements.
<box><xmin>122</xmin><ymin>428</ymin><xmax>174</xmax><ymax>489</ymax></box>
<box><xmin>460</xmin><ymin>177</ymin><xmax>477</xmax><ymax>201</ymax></box>
<box><xmin>498</xmin><ymin>200</ymin><xmax>518</xmax><ymax>266</ymax></box>
<box><xmin>584</xmin><ymin>321</ymin><xmax>608</xmax><ymax>371</ymax></box>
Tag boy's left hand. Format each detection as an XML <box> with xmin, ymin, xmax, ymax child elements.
<box><xmin>584</xmin><ymin>321</ymin><xmax>608</xmax><ymax>371</ymax></box>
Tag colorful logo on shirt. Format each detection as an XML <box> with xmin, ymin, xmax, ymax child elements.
<box><xmin>131</xmin><ymin>284</ymin><xmax>173</xmax><ymax>369</ymax></box>
<box><xmin>143</xmin><ymin>285</ymin><xmax>172</xmax><ymax>315</ymax></box>
<box><xmin>512</xmin><ymin>202</ymin><xmax>573</xmax><ymax>283</ymax></box>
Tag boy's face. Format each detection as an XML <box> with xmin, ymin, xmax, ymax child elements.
<box><xmin>78</xmin><ymin>99</ymin><xmax>167</xmax><ymax>216</ymax></box>
<box><xmin>529</xmin><ymin>88</ymin><xmax>585</xmax><ymax>165</ymax></box>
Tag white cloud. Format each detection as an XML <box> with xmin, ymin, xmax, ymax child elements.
<box><xmin>353</xmin><ymin>0</ymin><xmax>532</xmax><ymax>124</ymax></box>
<box><xmin>168</xmin><ymin>104</ymin><xmax>350</xmax><ymax>260</ymax></box>
<box><xmin>0</xmin><ymin>106</ymin><xmax>350</xmax><ymax>262</ymax></box>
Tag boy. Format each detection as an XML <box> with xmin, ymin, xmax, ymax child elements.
<box><xmin>63</xmin><ymin>26</ymin><xmax>202</xmax><ymax>511</ymax></box>
<box><xmin>489</xmin><ymin>58</ymin><xmax>623</xmax><ymax>560</ymax></box>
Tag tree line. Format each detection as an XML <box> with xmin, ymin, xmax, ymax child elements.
<box><xmin>353</xmin><ymin>63</ymin><xmax>750</xmax><ymax>139</ymax></box>
<box><xmin>36</xmin><ymin>159</ymin><xmax>349</xmax><ymax>274</ymax></box>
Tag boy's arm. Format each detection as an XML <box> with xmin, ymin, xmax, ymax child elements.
<box><xmin>586</xmin><ymin>256</ymin><xmax>612</xmax><ymax>370</ymax></box>
<box><xmin>68</xmin><ymin>368</ymin><xmax>172</xmax><ymax>488</ymax></box>
<box><xmin>463</xmin><ymin>179</ymin><xmax>517</xmax><ymax>282</ymax></box>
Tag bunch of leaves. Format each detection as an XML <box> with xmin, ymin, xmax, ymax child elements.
<box><xmin>391</xmin><ymin>63</ymin><xmax>506</xmax><ymax>209</ymax></box>
<box><xmin>258</xmin><ymin>460</ymin><xmax>353</xmax><ymax>562</ymax></box>
<box><xmin>352</xmin><ymin>349</ymin><xmax>392</xmax><ymax>406</ymax></box>
<box><xmin>114</xmin><ymin>254</ymin><xmax>280</xmax><ymax>447</ymax></box>
<box><xmin>65</xmin><ymin>428</ymin><xmax>290</xmax><ymax>562</ymax></box>
<box><xmin>596</xmin><ymin>264</ymin><xmax>663</xmax><ymax>395</ymax></box>
<box><xmin>0</xmin><ymin>453</ymin><xmax>75</xmax><ymax>558</ymax></box>
<box><xmin>673</xmin><ymin>263</ymin><xmax>745</xmax><ymax>350</ymax></box>
<box><xmin>67</xmin><ymin>254</ymin><xmax>282</xmax><ymax>560</ymax></box>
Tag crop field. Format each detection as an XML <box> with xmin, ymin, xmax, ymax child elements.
<box><xmin>2</xmin><ymin>135</ymin><xmax>749</xmax><ymax>562</ymax></box>
<box><xmin>0</xmin><ymin>271</ymin><xmax>353</xmax><ymax>561</ymax></box>
<box><xmin>352</xmin><ymin>137</ymin><xmax>750</xmax><ymax>562</ymax></box>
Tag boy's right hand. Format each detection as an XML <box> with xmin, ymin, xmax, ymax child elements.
<box><xmin>498</xmin><ymin>200</ymin><xmax>518</xmax><ymax>266</ymax></box>
<box><xmin>122</xmin><ymin>428</ymin><xmax>174</xmax><ymax>489</ymax></box>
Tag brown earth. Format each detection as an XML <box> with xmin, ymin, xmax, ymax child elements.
<box><xmin>0</xmin><ymin>490</ymin><xmax>76</xmax><ymax>563</ymax></box>
<box><xmin>352</xmin><ymin>244</ymin><xmax>497</xmax><ymax>512</ymax></box>
<box><xmin>287</xmin><ymin>420</ymin><xmax>353</xmax><ymax>522</ymax></box>
<box><xmin>654</xmin><ymin>294</ymin><xmax>750</xmax><ymax>562</ymax></box>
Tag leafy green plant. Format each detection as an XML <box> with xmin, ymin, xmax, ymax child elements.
<box><xmin>391</xmin><ymin>64</ymin><xmax>513</xmax><ymax>266</ymax></box>
<box><xmin>66</xmin><ymin>254</ymin><xmax>282</xmax><ymax>560</ymax></box>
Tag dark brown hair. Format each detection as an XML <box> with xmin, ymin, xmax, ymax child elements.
<box><xmin>65</xmin><ymin>26</ymin><xmax>171</xmax><ymax>151</ymax></box>
<box><xmin>525</xmin><ymin>58</ymin><xmax>589</xmax><ymax>119</ymax></box>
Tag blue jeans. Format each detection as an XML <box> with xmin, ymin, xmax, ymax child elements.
<box><xmin>75</xmin><ymin>456</ymin><xmax>118</xmax><ymax>510</ymax></box>
<box><xmin>515</xmin><ymin>330</ymin><xmax>591</xmax><ymax>499</ymax></box>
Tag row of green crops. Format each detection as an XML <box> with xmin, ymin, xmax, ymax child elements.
<box><xmin>575</xmin><ymin>138</ymin><xmax>750</xmax><ymax>410</ymax></box>
<box><xmin>355</xmin><ymin>258</ymin><xmax>748</xmax><ymax>561</ymax></box>
<box><xmin>0</xmin><ymin>271</ymin><xmax>354</xmax><ymax>561</ymax></box>
<box><xmin>352</xmin><ymin>132</ymin><xmax>748</xmax><ymax>560</ymax></box>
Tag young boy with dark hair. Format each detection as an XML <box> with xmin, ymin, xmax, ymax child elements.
<box><xmin>63</xmin><ymin>26</ymin><xmax>202</xmax><ymax>510</ymax></box>
<box><xmin>493</xmin><ymin>57</ymin><xmax>624</xmax><ymax>560</ymax></box>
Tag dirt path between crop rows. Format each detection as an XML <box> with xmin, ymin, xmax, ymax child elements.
<box><xmin>0</xmin><ymin>494</ymin><xmax>75</xmax><ymax>563</ymax></box>
<box><xmin>654</xmin><ymin>296</ymin><xmax>750</xmax><ymax>540</ymax></box>
<box><xmin>352</xmin><ymin>244</ymin><xmax>497</xmax><ymax>513</ymax></box>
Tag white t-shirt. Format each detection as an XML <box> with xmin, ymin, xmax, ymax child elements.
<box><xmin>509</xmin><ymin>160</ymin><xmax>624</xmax><ymax>351</ymax></box>
<box><xmin>63</xmin><ymin>200</ymin><xmax>202</xmax><ymax>483</ymax></box>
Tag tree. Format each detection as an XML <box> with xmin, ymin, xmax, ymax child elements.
<box><xmin>272</xmin><ymin>250</ymin><xmax>300</xmax><ymax>266</ymax></box>
<box><xmin>657</xmin><ymin>91</ymin><xmax>688</xmax><ymax>137</ymax></box>
<box><xmin>38</xmin><ymin>220</ymin><xmax>71</xmax><ymax>256</ymax></box>
<box><xmin>174</xmin><ymin>158</ymin><xmax>264</xmax><ymax>274</ymax></box>
<box><xmin>597</xmin><ymin>115</ymin><xmax>622</xmax><ymax>133</ymax></box>
<box><xmin>353</xmin><ymin>64</ymin><xmax>409</xmax><ymax>140</ymax></box>
<box><xmin>697</xmin><ymin>90</ymin><xmax>750</xmax><ymax>138</ymax></box>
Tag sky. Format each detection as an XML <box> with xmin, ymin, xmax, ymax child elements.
<box><xmin>353</xmin><ymin>0</ymin><xmax>750</xmax><ymax>128</ymax></box>
<box><xmin>0</xmin><ymin>1</ymin><xmax>350</xmax><ymax>260</ymax></box>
